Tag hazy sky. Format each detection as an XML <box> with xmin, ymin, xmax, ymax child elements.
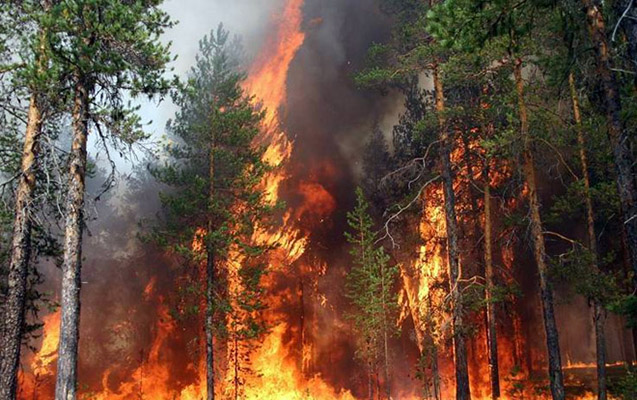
<box><xmin>100</xmin><ymin>0</ymin><xmax>283</xmax><ymax>173</ymax></box>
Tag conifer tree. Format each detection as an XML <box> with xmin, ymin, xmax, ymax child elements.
<box><xmin>151</xmin><ymin>24</ymin><xmax>271</xmax><ymax>400</ymax></box>
<box><xmin>345</xmin><ymin>188</ymin><xmax>398</xmax><ymax>400</ymax></box>
<box><xmin>38</xmin><ymin>2</ymin><xmax>175</xmax><ymax>398</ymax></box>
<box><xmin>0</xmin><ymin>2</ymin><xmax>65</xmax><ymax>397</ymax></box>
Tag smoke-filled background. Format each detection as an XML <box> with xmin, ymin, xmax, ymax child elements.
<box><xmin>17</xmin><ymin>0</ymin><xmax>637</xmax><ymax>398</ymax></box>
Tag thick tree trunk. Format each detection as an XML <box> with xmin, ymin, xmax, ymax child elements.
<box><xmin>483</xmin><ymin>167</ymin><xmax>500</xmax><ymax>399</ymax></box>
<box><xmin>569</xmin><ymin>72</ymin><xmax>607</xmax><ymax>400</ymax></box>
<box><xmin>206</xmin><ymin>141</ymin><xmax>216</xmax><ymax>400</ymax></box>
<box><xmin>433</xmin><ymin>64</ymin><xmax>471</xmax><ymax>400</ymax></box>
<box><xmin>514</xmin><ymin>58</ymin><xmax>565</xmax><ymax>400</ymax></box>
<box><xmin>582</xmin><ymin>0</ymin><xmax>637</xmax><ymax>284</ymax></box>
<box><xmin>55</xmin><ymin>77</ymin><xmax>89</xmax><ymax>400</ymax></box>
<box><xmin>0</xmin><ymin>92</ymin><xmax>43</xmax><ymax>400</ymax></box>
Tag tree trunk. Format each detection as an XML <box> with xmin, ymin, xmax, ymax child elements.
<box><xmin>206</xmin><ymin>139</ymin><xmax>216</xmax><ymax>400</ymax></box>
<box><xmin>380</xmin><ymin>257</ymin><xmax>391</xmax><ymax>399</ymax></box>
<box><xmin>0</xmin><ymin>92</ymin><xmax>43</xmax><ymax>400</ymax></box>
<box><xmin>368</xmin><ymin>358</ymin><xmax>374</xmax><ymax>400</ymax></box>
<box><xmin>569</xmin><ymin>72</ymin><xmax>607</xmax><ymax>400</ymax></box>
<box><xmin>483</xmin><ymin>166</ymin><xmax>501</xmax><ymax>399</ymax></box>
<box><xmin>433</xmin><ymin>64</ymin><xmax>471</xmax><ymax>400</ymax></box>
<box><xmin>431</xmin><ymin>339</ymin><xmax>441</xmax><ymax>400</ymax></box>
<box><xmin>582</xmin><ymin>0</ymin><xmax>637</xmax><ymax>284</ymax></box>
<box><xmin>55</xmin><ymin>76</ymin><xmax>90</xmax><ymax>400</ymax></box>
<box><xmin>514</xmin><ymin>57</ymin><xmax>565</xmax><ymax>400</ymax></box>
<box><xmin>0</xmin><ymin>7</ymin><xmax>51</xmax><ymax>395</ymax></box>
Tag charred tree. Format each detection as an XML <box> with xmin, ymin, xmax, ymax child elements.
<box><xmin>514</xmin><ymin>57</ymin><xmax>565</xmax><ymax>400</ymax></box>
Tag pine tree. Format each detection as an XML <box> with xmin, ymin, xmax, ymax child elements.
<box><xmin>151</xmin><ymin>24</ymin><xmax>271</xmax><ymax>400</ymax></box>
<box><xmin>0</xmin><ymin>2</ymin><xmax>65</xmax><ymax>398</ymax></box>
<box><xmin>39</xmin><ymin>2</ymin><xmax>175</xmax><ymax>398</ymax></box>
<box><xmin>345</xmin><ymin>188</ymin><xmax>398</xmax><ymax>400</ymax></box>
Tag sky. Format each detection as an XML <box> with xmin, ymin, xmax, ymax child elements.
<box><xmin>99</xmin><ymin>0</ymin><xmax>283</xmax><ymax>174</ymax></box>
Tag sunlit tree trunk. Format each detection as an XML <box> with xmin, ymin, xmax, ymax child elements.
<box><xmin>582</xmin><ymin>0</ymin><xmax>637</xmax><ymax>285</ymax></box>
<box><xmin>0</xmin><ymin>5</ymin><xmax>50</xmax><ymax>395</ymax></box>
<box><xmin>0</xmin><ymin>92</ymin><xmax>43</xmax><ymax>400</ymax></box>
<box><xmin>433</xmin><ymin>63</ymin><xmax>471</xmax><ymax>400</ymax></box>
<box><xmin>513</xmin><ymin>57</ymin><xmax>565</xmax><ymax>400</ymax></box>
<box><xmin>55</xmin><ymin>74</ymin><xmax>90</xmax><ymax>400</ymax></box>
<box><xmin>569</xmin><ymin>72</ymin><xmax>607</xmax><ymax>400</ymax></box>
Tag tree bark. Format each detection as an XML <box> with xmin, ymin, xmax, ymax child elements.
<box><xmin>433</xmin><ymin>64</ymin><xmax>471</xmax><ymax>400</ymax></box>
<box><xmin>582</xmin><ymin>0</ymin><xmax>637</xmax><ymax>285</ymax></box>
<box><xmin>380</xmin><ymin>257</ymin><xmax>391</xmax><ymax>399</ymax></box>
<box><xmin>483</xmin><ymin>166</ymin><xmax>501</xmax><ymax>399</ymax></box>
<box><xmin>206</xmin><ymin>138</ymin><xmax>216</xmax><ymax>400</ymax></box>
<box><xmin>569</xmin><ymin>72</ymin><xmax>607</xmax><ymax>400</ymax></box>
<box><xmin>0</xmin><ymin>92</ymin><xmax>43</xmax><ymax>400</ymax></box>
<box><xmin>514</xmin><ymin>57</ymin><xmax>565</xmax><ymax>400</ymax></box>
<box><xmin>0</xmin><ymin>5</ymin><xmax>50</xmax><ymax>395</ymax></box>
<box><xmin>55</xmin><ymin>76</ymin><xmax>89</xmax><ymax>400</ymax></box>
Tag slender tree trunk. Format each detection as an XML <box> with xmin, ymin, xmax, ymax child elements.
<box><xmin>431</xmin><ymin>338</ymin><xmax>441</xmax><ymax>400</ymax></box>
<box><xmin>206</xmin><ymin>140</ymin><xmax>216</xmax><ymax>400</ymax></box>
<box><xmin>569</xmin><ymin>72</ymin><xmax>607</xmax><ymax>400</ymax></box>
<box><xmin>433</xmin><ymin>64</ymin><xmax>471</xmax><ymax>400</ymax></box>
<box><xmin>380</xmin><ymin>260</ymin><xmax>391</xmax><ymax>399</ymax></box>
<box><xmin>55</xmin><ymin>76</ymin><xmax>90</xmax><ymax>400</ymax></box>
<box><xmin>233</xmin><ymin>333</ymin><xmax>239</xmax><ymax>400</ymax></box>
<box><xmin>0</xmin><ymin>7</ymin><xmax>50</xmax><ymax>395</ymax></box>
<box><xmin>582</xmin><ymin>0</ymin><xmax>637</xmax><ymax>284</ymax></box>
<box><xmin>483</xmin><ymin>165</ymin><xmax>500</xmax><ymax>399</ymax></box>
<box><xmin>513</xmin><ymin>57</ymin><xmax>565</xmax><ymax>400</ymax></box>
<box><xmin>368</xmin><ymin>359</ymin><xmax>373</xmax><ymax>400</ymax></box>
<box><xmin>0</xmin><ymin>92</ymin><xmax>43</xmax><ymax>400</ymax></box>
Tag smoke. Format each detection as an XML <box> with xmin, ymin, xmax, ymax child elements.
<box><xmin>21</xmin><ymin>0</ymin><xmax>636</xmax><ymax>398</ymax></box>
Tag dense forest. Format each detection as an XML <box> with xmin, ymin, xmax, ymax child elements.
<box><xmin>0</xmin><ymin>0</ymin><xmax>636</xmax><ymax>399</ymax></box>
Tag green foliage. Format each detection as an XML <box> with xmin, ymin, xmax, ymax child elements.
<box><xmin>610</xmin><ymin>368</ymin><xmax>637</xmax><ymax>400</ymax></box>
<box><xmin>344</xmin><ymin>188</ymin><xmax>399</xmax><ymax>368</ymax></box>
<box><xmin>43</xmin><ymin>0</ymin><xmax>175</xmax><ymax>151</ymax></box>
<box><xmin>150</xmin><ymin>24</ymin><xmax>272</xmax><ymax>357</ymax></box>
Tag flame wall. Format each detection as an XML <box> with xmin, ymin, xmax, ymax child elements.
<box><xmin>16</xmin><ymin>0</ymin><xmax>637</xmax><ymax>399</ymax></box>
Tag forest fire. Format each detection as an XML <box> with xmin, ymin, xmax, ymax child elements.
<box><xmin>6</xmin><ymin>0</ymin><xmax>637</xmax><ymax>399</ymax></box>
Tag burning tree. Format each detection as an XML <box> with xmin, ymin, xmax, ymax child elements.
<box><xmin>151</xmin><ymin>24</ymin><xmax>273</xmax><ymax>400</ymax></box>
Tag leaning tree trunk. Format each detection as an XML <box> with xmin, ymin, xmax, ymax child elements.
<box><xmin>483</xmin><ymin>164</ymin><xmax>501</xmax><ymax>399</ymax></box>
<box><xmin>433</xmin><ymin>64</ymin><xmax>471</xmax><ymax>400</ymax></box>
<box><xmin>0</xmin><ymin>7</ymin><xmax>50</xmax><ymax>396</ymax></box>
<box><xmin>0</xmin><ymin>92</ymin><xmax>44</xmax><ymax>400</ymax></box>
<box><xmin>569</xmin><ymin>72</ymin><xmax>607</xmax><ymax>400</ymax></box>
<box><xmin>206</xmin><ymin>140</ymin><xmax>216</xmax><ymax>400</ymax></box>
<box><xmin>582</xmin><ymin>0</ymin><xmax>637</xmax><ymax>285</ymax></box>
<box><xmin>514</xmin><ymin>57</ymin><xmax>565</xmax><ymax>400</ymax></box>
<box><xmin>55</xmin><ymin>76</ymin><xmax>90</xmax><ymax>400</ymax></box>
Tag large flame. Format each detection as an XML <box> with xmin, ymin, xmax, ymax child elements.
<box><xmin>16</xmin><ymin>0</ymin><xmax>621</xmax><ymax>398</ymax></box>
